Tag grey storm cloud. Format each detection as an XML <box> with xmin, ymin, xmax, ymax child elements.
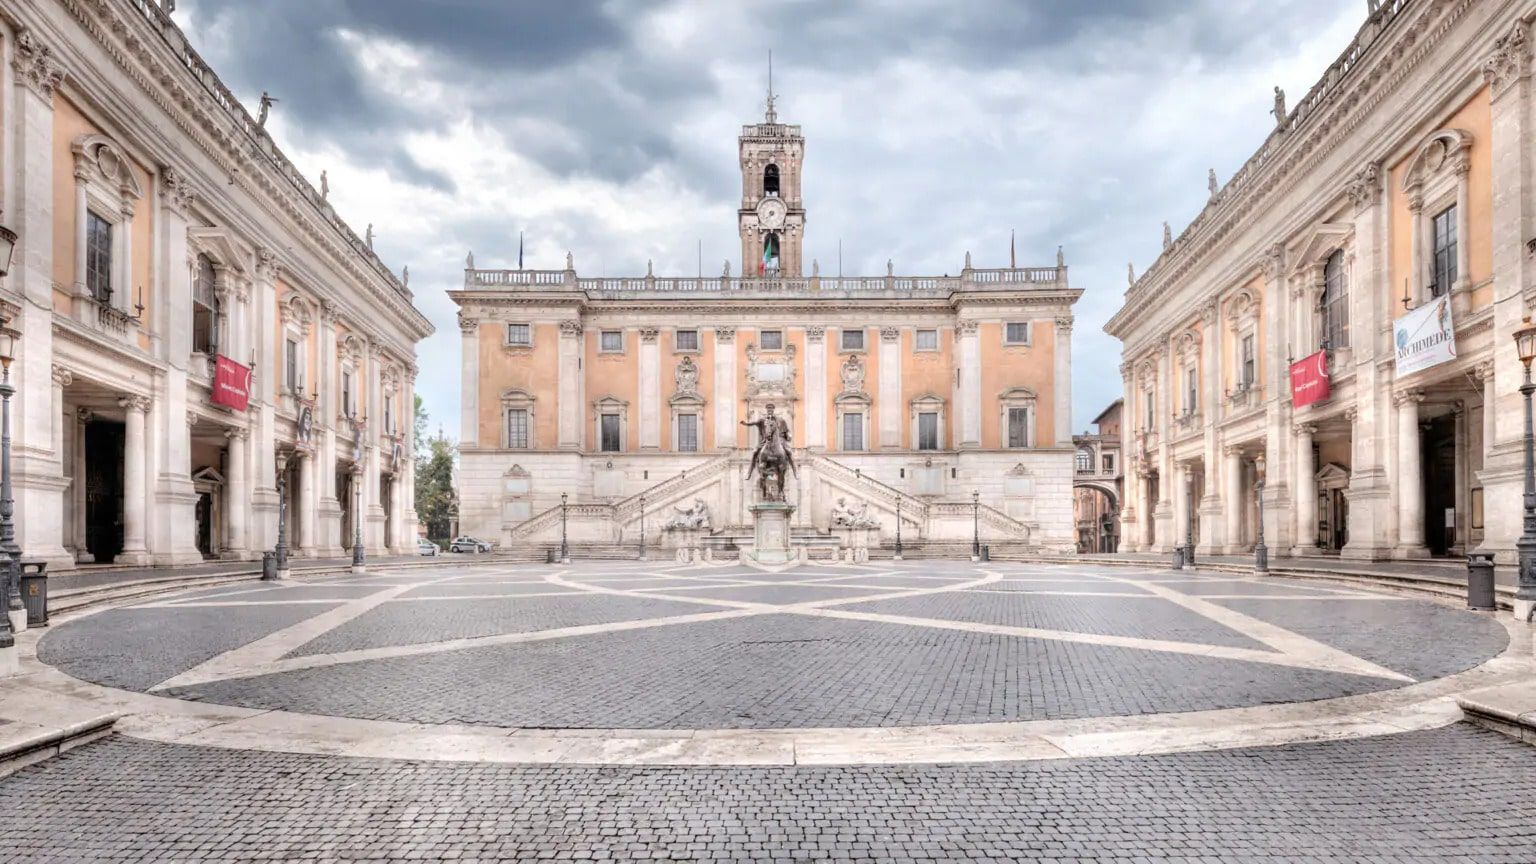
<box><xmin>177</xmin><ymin>0</ymin><xmax>1359</xmax><ymax>436</ymax></box>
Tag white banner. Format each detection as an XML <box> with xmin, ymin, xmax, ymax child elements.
<box><xmin>1393</xmin><ymin>294</ymin><xmax>1457</xmax><ymax>377</ymax></box>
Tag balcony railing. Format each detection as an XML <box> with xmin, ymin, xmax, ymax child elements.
<box><xmin>462</xmin><ymin>266</ymin><xmax>1070</xmax><ymax>295</ymax></box>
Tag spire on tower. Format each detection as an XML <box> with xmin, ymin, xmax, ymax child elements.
<box><xmin>765</xmin><ymin>50</ymin><xmax>778</xmax><ymax>123</ymax></box>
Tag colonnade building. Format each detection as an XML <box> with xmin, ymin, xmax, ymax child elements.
<box><xmin>1107</xmin><ymin>0</ymin><xmax>1535</xmax><ymax>565</ymax></box>
<box><xmin>451</xmin><ymin>100</ymin><xmax>1081</xmax><ymax>554</ymax></box>
<box><xmin>0</xmin><ymin>1</ymin><xmax>433</xmax><ymax>570</ymax></box>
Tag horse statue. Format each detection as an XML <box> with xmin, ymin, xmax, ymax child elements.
<box><xmin>741</xmin><ymin>403</ymin><xmax>797</xmax><ymax>502</ymax></box>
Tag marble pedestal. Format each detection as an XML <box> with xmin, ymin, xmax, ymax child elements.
<box><xmin>837</xmin><ymin>527</ymin><xmax>873</xmax><ymax>563</ymax></box>
<box><xmin>747</xmin><ymin>502</ymin><xmax>800</xmax><ymax>567</ymax></box>
<box><xmin>0</xmin><ymin>644</ymin><xmax>15</xmax><ymax>677</ymax></box>
<box><xmin>669</xmin><ymin>528</ymin><xmax>703</xmax><ymax>564</ymax></box>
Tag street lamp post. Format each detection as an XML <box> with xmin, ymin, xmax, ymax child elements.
<box><xmin>971</xmin><ymin>489</ymin><xmax>980</xmax><ymax>562</ymax></box>
<box><xmin>351</xmin><ymin>469</ymin><xmax>366</xmax><ymax>574</ymax></box>
<box><xmin>894</xmin><ymin>497</ymin><xmax>903</xmax><ymax>561</ymax></box>
<box><xmin>1183</xmin><ymin>470</ymin><xmax>1196</xmax><ymax>571</ymax></box>
<box><xmin>1254</xmin><ymin>453</ymin><xmax>1269</xmax><ymax>574</ymax></box>
<box><xmin>1513</xmin><ymin>317</ymin><xmax>1536</xmax><ymax>618</ymax></box>
<box><xmin>0</xmin><ymin>321</ymin><xmax>20</xmax><ymax>645</ymax></box>
<box><xmin>273</xmin><ymin>455</ymin><xmax>290</xmax><ymax>580</ymax></box>
<box><xmin>638</xmin><ymin>493</ymin><xmax>647</xmax><ymax>561</ymax></box>
<box><xmin>559</xmin><ymin>491</ymin><xmax>570</xmax><ymax>564</ymax></box>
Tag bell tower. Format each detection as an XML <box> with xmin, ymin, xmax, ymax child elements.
<box><xmin>738</xmin><ymin>69</ymin><xmax>805</xmax><ymax>277</ymax></box>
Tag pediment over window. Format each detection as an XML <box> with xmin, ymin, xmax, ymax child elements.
<box><xmin>504</xmin><ymin>464</ymin><xmax>530</xmax><ymax>478</ymax></box>
<box><xmin>592</xmin><ymin>395</ymin><xmax>629</xmax><ymax>411</ymax></box>
<box><xmin>1315</xmin><ymin>462</ymin><xmax>1350</xmax><ymax>490</ymax></box>
<box><xmin>909</xmin><ymin>392</ymin><xmax>946</xmax><ymax>410</ymax></box>
<box><xmin>187</xmin><ymin>228</ymin><xmax>252</xmax><ymax>275</ymax></box>
<box><xmin>1226</xmin><ymin>289</ymin><xmax>1259</xmax><ymax>324</ymax></box>
<box><xmin>72</xmin><ymin>134</ymin><xmax>144</xmax><ymax>202</ymax></box>
<box><xmin>1401</xmin><ymin>128</ymin><xmax>1473</xmax><ymax>193</ymax></box>
<box><xmin>1289</xmin><ymin>223</ymin><xmax>1353</xmax><ymax>276</ymax></box>
<box><xmin>500</xmin><ymin>387</ymin><xmax>536</xmax><ymax>406</ymax></box>
<box><xmin>999</xmin><ymin>387</ymin><xmax>1037</xmax><ymax>404</ymax></box>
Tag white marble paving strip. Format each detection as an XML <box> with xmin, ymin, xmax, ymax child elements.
<box><xmin>137</xmin><ymin>599</ymin><xmax>353</xmax><ymax>609</ymax></box>
<box><xmin>1099</xmin><ymin>573</ymin><xmax>1413</xmax><ymax>682</ymax></box>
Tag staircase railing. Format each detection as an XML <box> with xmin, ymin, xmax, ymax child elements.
<box><xmin>929</xmin><ymin>501</ymin><xmax>1033</xmax><ymax>541</ymax></box>
<box><xmin>612</xmin><ymin>453</ymin><xmax>735</xmax><ymax>523</ymax></box>
<box><xmin>802</xmin><ymin>453</ymin><xmax>928</xmax><ymax>526</ymax></box>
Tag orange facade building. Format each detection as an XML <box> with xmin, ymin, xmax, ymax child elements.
<box><xmin>451</xmin><ymin>103</ymin><xmax>1081</xmax><ymax>556</ymax></box>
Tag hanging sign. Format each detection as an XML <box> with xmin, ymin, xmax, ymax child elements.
<box><xmin>1393</xmin><ymin>294</ymin><xmax>1457</xmax><ymax>376</ymax></box>
<box><xmin>1289</xmin><ymin>349</ymin><xmax>1330</xmax><ymax>409</ymax></box>
<box><xmin>211</xmin><ymin>355</ymin><xmax>252</xmax><ymax>411</ymax></box>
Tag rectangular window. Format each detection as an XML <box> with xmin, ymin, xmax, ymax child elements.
<box><xmin>600</xmin><ymin>330</ymin><xmax>623</xmax><ymax>352</ymax></box>
<box><xmin>914</xmin><ymin>329</ymin><xmax>939</xmax><ymax>351</ymax></box>
<box><xmin>284</xmin><ymin>338</ymin><xmax>299</xmax><ymax>393</ymax></box>
<box><xmin>676</xmin><ymin>414</ymin><xmax>698</xmax><ymax>452</ymax></box>
<box><xmin>675</xmin><ymin>329</ymin><xmax>699</xmax><ymax>352</ymax></box>
<box><xmin>1431</xmin><ymin>205</ymin><xmax>1458</xmax><ymax>298</ymax></box>
<box><xmin>759</xmin><ymin>330</ymin><xmax>783</xmax><ymax>350</ymax></box>
<box><xmin>841</xmin><ymin>329</ymin><xmax>864</xmax><ymax>351</ymax></box>
<box><xmin>341</xmin><ymin>370</ymin><xmax>354</xmax><ymax>416</ymax></box>
<box><xmin>917</xmin><ymin>412</ymin><xmax>939</xmax><ymax>450</ymax></box>
<box><xmin>1241</xmin><ymin>335</ymin><xmax>1256</xmax><ymax>387</ymax></box>
<box><xmin>1185</xmin><ymin>368</ymin><xmax>1198</xmax><ymax>414</ymax></box>
<box><xmin>384</xmin><ymin>395</ymin><xmax>395</xmax><ymax>435</ymax></box>
<box><xmin>1102</xmin><ymin>454</ymin><xmax>1114</xmax><ymax>473</ymax></box>
<box><xmin>842</xmin><ymin>412</ymin><xmax>864</xmax><ymax>451</ymax></box>
<box><xmin>507</xmin><ymin>408</ymin><xmax>529</xmax><ymax>449</ymax></box>
<box><xmin>85</xmin><ymin>211</ymin><xmax>113</xmax><ymax>302</ymax></box>
<box><xmin>600</xmin><ymin>414</ymin><xmax>621</xmax><ymax>452</ymax></box>
<box><xmin>192</xmin><ymin>256</ymin><xmax>217</xmax><ymax>355</ymax></box>
<box><xmin>1005</xmin><ymin>322</ymin><xmax>1030</xmax><ymax>345</ymax></box>
<box><xmin>506</xmin><ymin>323</ymin><xmax>531</xmax><ymax>346</ymax></box>
<box><xmin>1143</xmin><ymin>392</ymin><xmax>1154</xmax><ymax>430</ymax></box>
<box><xmin>1008</xmin><ymin>407</ymin><xmax>1030</xmax><ymax>448</ymax></box>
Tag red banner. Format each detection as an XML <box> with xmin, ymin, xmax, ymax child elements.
<box><xmin>1289</xmin><ymin>350</ymin><xmax>1330</xmax><ymax>409</ymax></box>
<box><xmin>211</xmin><ymin>355</ymin><xmax>252</xmax><ymax>412</ymax></box>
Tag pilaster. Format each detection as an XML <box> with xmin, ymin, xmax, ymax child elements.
<box><xmin>714</xmin><ymin>327</ymin><xmax>737</xmax><ymax>449</ymax></box>
<box><xmin>878</xmin><ymin>326</ymin><xmax>900</xmax><ymax>448</ymax></box>
<box><xmin>804</xmin><ymin>326</ymin><xmax>826</xmax><ymax>450</ymax></box>
<box><xmin>638</xmin><ymin>326</ymin><xmax>661</xmax><ymax>449</ymax></box>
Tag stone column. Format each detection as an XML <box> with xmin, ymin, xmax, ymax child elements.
<box><xmin>71</xmin><ymin>409</ymin><xmax>91</xmax><ymax>563</ymax></box>
<box><xmin>1292</xmin><ymin>423</ymin><xmax>1317</xmax><ymax>555</ymax></box>
<box><xmin>714</xmin><ymin>327</ymin><xmax>737</xmax><ymax>449</ymax></box>
<box><xmin>878</xmin><ymin>326</ymin><xmax>901</xmax><ymax>448</ymax></box>
<box><xmin>638</xmin><ymin>326</ymin><xmax>660</xmax><ymax>449</ymax></box>
<box><xmin>1053</xmin><ymin>316</ymin><xmax>1073</xmax><ymax>446</ymax></box>
<box><xmin>1341</xmin><ymin>162</ymin><xmax>1392</xmax><ymax>561</ymax></box>
<box><xmin>1259</xmin><ymin>245</ymin><xmax>1293</xmax><ymax>552</ymax></box>
<box><xmin>1152</xmin><ymin>341</ymin><xmax>1174</xmax><ymax>551</ymax></box>
<box><xmin>1479</xmin><ymin>23</ymin><xmax>1534</xmax><ymax>564</ymax></box>
<box><xmin>557</xmin><ymin>320</ymin><xmax>582</xmax><ymax>449</ymax></box>
<box><xmin>297</xmin><ymin>449</ymin><xmax>315</xmax><ymax>555</ymax></box>
<box><xmin>10</xmin><ymin>30</ymin><xmax>73</xmax><ymax>571</ymax></box>
<box><xmin>1117</xmin><ymin>362</ymin><xmax>1138</xmax><ymax>551</ymax></box>
<box><xmin>459</xmin><ymin>315</ymin><xmax>479</xmax><ymax>448</ymax></box>
<box><xmin>152</xmin><ymin>170</ymin><xmax>202</xmax><ymax>566</ymax></box>
<box><xmin>1395</xmin><ymin>389</ymin><xmax>1429</xmax><ymax>558</ymax></box>
<box><xmin>224</xmin><ymin>427</ymin><xmax>249</xmax><ymax>557</ymax></box>
<box><xmin>1224</xmin><ymin>446</ymin><xmax>1244</xmax><ymax>552</ymax></box>
<box><xmin>805</xmin><ymin>327</ymin><xmax>826</xmax><ymax>450</ymax></box>
<box><xmin>958</xmin><ymin>321</ymin><xmax>981</xmax><ymax>448</ymax></box>
<box><xmin>118</xmin><ymin>396</ymin><xmax>151</xmax><ymax>564</ymax></box>
<box><xmin>251</xmin><ymin>250</ymin><xmax>281</xmax><ymax>550</ymax></box>
<box><xmin>1198</xmin><ymin>302</ymin><xmax>1221</xmax><ymax>553</ymax></box>
<box><xmin>402</xmin><ymin>365</ymin><xmax>418</xmax><ymax>542</ymax></box>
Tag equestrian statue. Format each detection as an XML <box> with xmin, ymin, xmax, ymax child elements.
<box><xmin>741</xmin><ymin>403</ymin><xmax>797</xmax><ymax>502</ymax></box>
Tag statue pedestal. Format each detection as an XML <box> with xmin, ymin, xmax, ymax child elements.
<box><xmin>837</xmin><ymin>527</ymin><xmax>873</xmax><ymax>563</ymax></box>
<box><xmin>746</xmin><ymin>502</ymin><xmax>800</xmax><ymax>568</ymax></box>
<box><xmin>669</xmin><ymin>528</ymin><xmax>701</xmax><ymax>563</ymax></box>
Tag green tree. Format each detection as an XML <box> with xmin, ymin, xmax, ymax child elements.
<box><xmin>414</xmin><ymin>394</ymin><xmax>428</xmax><ymax>451</ymax></box>
<box><xmin>414</xmin><ymin>419</ymin><xmax>457</xmax><ymax>545</ymax></box>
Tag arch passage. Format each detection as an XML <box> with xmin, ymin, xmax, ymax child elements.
<box><xmin>763</xmin><ymin>163</ymin><xmax>780</xmax><ymax>196</ymax></box>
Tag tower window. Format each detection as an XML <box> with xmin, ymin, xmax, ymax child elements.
<box><xmin>192</xmin><ymin>254</ymin><xmax>219</xmax><ymax>355</ymax></box>
<box><xmin>764</xmin><ymin>163</ymin><xmax>780</xmax><ymax>197</ymax></box>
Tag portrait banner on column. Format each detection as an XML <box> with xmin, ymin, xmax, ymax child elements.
<box><xmin>1393</xmin><ymin>294</ymin><xmax>1457</xmax><ymax>377</ymax></box>
<box><xmin>211</xmin><ymin>355</ymin><xmax>252</xmax><ymax>412</ymax></box>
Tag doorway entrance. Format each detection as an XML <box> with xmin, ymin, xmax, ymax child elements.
<box><xmin>84</xmin><ymin>419</ymin><xmax>125</xmax><ymax>563</ymax></box>
<box><xmin>1422</xmin><ymin>414</ymin><xmax>1457</xmax><ymax>557</ymax></box>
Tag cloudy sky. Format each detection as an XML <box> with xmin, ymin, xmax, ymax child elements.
<box><xmin>177</xmin><ymin>0</ymin><xmax>1363</xmax><ymax>439</ymax></box>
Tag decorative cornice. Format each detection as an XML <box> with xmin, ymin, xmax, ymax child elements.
<box><xmin>1345</xmin><ymin>161</ymin><xmax>1382</xmax><ymax>213</ymax></box>
<box><xmin>255</xmin><ymin>247</ymin><xmax>279</xmax><ymax>281</ymax></box>
<box><xmin>1482</xmin><ymin>18</ymin><xmax>1529</xmax><ymax>97</ymax></box>
<box><xmin>118</xmin><ymin>395</ymin><xmax>151</xmax><ymax>413</ymax></box>
<box><xmin>558</xmin><ymin>319</ymin><xmax>583</xmax><ymax>338</ymax></box>
<box><xmin>1393</xmin><ymin>388</ymin><xmax>1426</xmax><ymax>406</ymax></box>
<box><xmin>11</xmin><ymin>29</ymin><xmax>66</xmax><ymax>101</ymax></box>
<box><xmin>161</xmin><ymin>164</ymin><xmax>197</xmax><ymax>216</ymax></box>
<box><xmin>51</xmin><ymin>364</ymin><xmax>73</xmax><ymax>387</ymax></box>
<box><xmin>457</xmin><ymin>315</ymin><xmax>479</xmax><ymax>334</ymax></box>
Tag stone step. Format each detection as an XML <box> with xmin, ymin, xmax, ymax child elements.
<box><xmin>1456</xmin><ymin>682</ymin><xmax>1536</xmax><ymax>748</ymax></box>
<box><xmin>0</xmin><ymin>711</ymin><xmax>119</xmax><ymax>778</ymax></box>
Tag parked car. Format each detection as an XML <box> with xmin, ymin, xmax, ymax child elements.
<box><xmin>416</xmin><ymin>538</ymin><xmax>440</xmax><ymax>557</ymax></box>
<box><xmin>449</xmin><ymin>536</ymin><xmax>493</xmax><ymax>553</ymax></box>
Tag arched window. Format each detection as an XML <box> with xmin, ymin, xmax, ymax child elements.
<box><xmin>192</xmin><ymin>253</ymin><xmax>219</xmax><ymax>355</ymax></box>
<box><xmin>762</xmin><ymin>232</ymin><xmax>780</xmax><ymax>275</ymax></box>
<box><xmin>763</xmin><ymin>163</ymin><xmax>780</xmax><ymax>197</ymax></box>
<box><xmin>1321</xmin><ymin>250</ymin><xmax>1349</xmax><ymax>349</ymax></box>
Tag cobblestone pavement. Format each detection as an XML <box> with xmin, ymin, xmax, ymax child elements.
<box><xmin>1</xmin><ymin>725</ymin><xmax>1534</xmax><ymax>862</ymax></box>
<box><xmin>35</xmin><ymin>560</ymin><xmax>1509</xmax><ymax>729</ymax></box>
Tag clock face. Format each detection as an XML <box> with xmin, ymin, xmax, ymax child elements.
<box><xmin>757</xmin><ymin>197</ymin><xmax>786</xmax><ymax>229</ymax></box>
